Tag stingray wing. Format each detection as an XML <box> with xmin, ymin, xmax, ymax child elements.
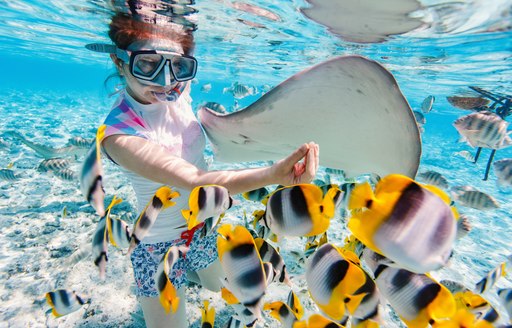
<box><xmin>198</xmin><ymin>55</ymin><xmax>421</xmax><ymax>178</ymax></box>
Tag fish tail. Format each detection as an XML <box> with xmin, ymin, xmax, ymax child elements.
<box><xmin>201</xmin><ymin>300</ymin><xmax>215</xmax><ymax>326</ymax></box>
<box><xmin>348</xmin><ymin>182</ymin><xmax>374</xmax><ymax>210</ymax></box>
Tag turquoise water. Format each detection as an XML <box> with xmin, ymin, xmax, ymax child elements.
<box><xmin>0</xmin><ymin>0</ymin><xmax>511</xmax><ymax>327</ymax></box>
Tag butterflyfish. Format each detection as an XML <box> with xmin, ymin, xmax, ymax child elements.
<box><xmin>254</xmin><ymin>237</ymin><xmax>291</xmax><ymax>285</ymax></box>
<box><xmin>431</xmin><ymin>309</ymin><xmax>494</xmax><ymax>328</ymax></box>
<box><xmin>453</xmin><ymin>290</ymin><xmax>500</xmax><ymax>324</ymax></box>
<box><xmin>201</xmin><ymin>300</ymin><xmax>215</xmax><ymax>328</ymax></box>
<box><xmin>287</xmin><ymin>290</ymin><xmax>304</xmax><ymax>320</ymax></box>
<box><xmin>263</xmin><ymin>301</ymin><xmax>300</xmax><ymax>328</ymax></box>
<box><xmin>217</xmin><ymin>224</ymin><xmax>268</xmax><ymax>320</ymax></box>
<box><xmin>80</xmin><ymin>124</ymin><xmax>106</xmax><ymax>216</ymax></box>
<box><xmin>105</xmin><ymin>196</ymin><xmax>131</xmax><ymax>248</ymax></box>
<box><xmin>306</xmin><ymin>243</ymin><xmax>381</xmax><ymax>323</ymax></box>
<box><xmin>260</xmin><ymin>184</ymin><xmax>336</xmax><ymax>237</ymax></box>
<box><xmin>46</xmin><ymin>289</ymin><xmax>87</xmax><ymax>317</ymax></box>
<box><xmin>155</xmin><ymin>245</ymin><xmax>187</xmax><ymax>313</ymax></box>
<box><xmin>223</xmin><ymin>317</ymin><xmax>246</xmax><ymax>328</ymax></box>
<box><xmin>497</xmin><ymin>288</ymin><xmax>512</xmax><ymax>321</ymax></box>
<box><xmin>348</xmin><ymin>174</ymin><xmax>458</xmax><ymax>273</ymax></box>
<box><xmin>242</xmin><ymin>186</ymin><xmax>269</xmax><ymax>202</ymax></box>
<box><xmin>182</xmin><ymin>184</ymin><xmax>233</xmax><ymax>230</ymax></box>
<box><xmin>128</xmin><ymin>186</ymin><xmax>180</xmax><ymax>255</ymax></box>
<box><xmin>220</xmin><ymin>287</ymin><xmax>259</xmax><ymax>327</ymax></box>
<box><xmin>362</xmin><ymin>248</ymin><xmax>456</xmax><ymax>328</ymax></box>
<box><xmin>92</xmin><ymin>196</ymin><xmax>123</xmax><ymax>279</ymax></box>
<box><xmin>474</xmin><ymin>256</ymin><xmax>511</xmax><ymax>294</ymax></box>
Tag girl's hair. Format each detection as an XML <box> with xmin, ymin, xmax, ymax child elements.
<box><xmin>108</xmin><ymin>13</ymin><xmax>195</xmax><ymax>55</ymax></box>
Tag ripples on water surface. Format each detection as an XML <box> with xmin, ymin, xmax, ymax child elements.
<box><xmin>0</xmin><ymin>0</ymin><xmax>511</xmax><ymax>327</ymax></box>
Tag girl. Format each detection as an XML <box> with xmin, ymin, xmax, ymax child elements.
<box><xmin>90</xmin><ymin>13</ymin><xmax>319</xmax><ymax>328</ymax></box>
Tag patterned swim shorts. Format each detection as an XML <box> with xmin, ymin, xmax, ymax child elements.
<box><xmin>130</xmin><ymin>230</ymin><xmax>218</xmax><ymax>297</ymax></box>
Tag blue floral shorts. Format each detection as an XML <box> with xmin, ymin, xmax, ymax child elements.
<box><xmin>130</xmin><ymin>231</ymin><xmax>218</xmax><ymax>297</ymax></box>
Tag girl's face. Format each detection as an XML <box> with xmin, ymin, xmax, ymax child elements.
<box><xmin>116</xmin><ymin>39</ymin><xmax>186</xmax><ymax>104</ymax></box>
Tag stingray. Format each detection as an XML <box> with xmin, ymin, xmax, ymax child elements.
<box><xmin>198</xmin><ymin>55</ymin><xmax>421</xmax><ymax>179</ymax></box>
<box><xmin>300</xmin><ymin>0</ymin><xmax>424</xmax><ymax>43</ymax></box>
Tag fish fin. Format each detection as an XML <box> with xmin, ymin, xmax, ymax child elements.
<box><xmin>345</xmin><ymin>293</ymin><xmax>367</xmax><ymax>315</ymax></box>
<box><xmin>221</xmin><ymin>286</ymin><xmax>240</xmax><ymax>305</ymax></box>
<box><xmin>348</xmin><ymin>182</ymin><xmax>374</xmax><ymax>210</ymax></box>
<box><xmin>287</xmin><ymin>290</ymin><xmax>304</xmax><ymax>320</ymax></box>
<box><xmin>426</xmin><ymin>284</ymin><xmax>456</xmax><ymax>321</ymax></box>
<box><xmin>201</xmin><ymin>300</ymin><xmax>215</xmax><ymax>326</ymax></box>
<box><xmin>52</xmin><ymin>308</ymin><xmax>62</xmax><ymax>318</ymax></box>
<box><xmin>262</xmin><ymin>262</ymin><xmax>274</xmax><ymax>286</ymax></box>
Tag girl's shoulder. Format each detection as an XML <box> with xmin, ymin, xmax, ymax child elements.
<box><xmin>103</xmin><ymin>95</ymin><xmax>148</xmax><ymax>140</ymax></box>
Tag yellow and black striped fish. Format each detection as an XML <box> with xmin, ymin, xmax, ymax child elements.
<box><xmin>217</xmin><ymin>224</ymin><xmax>267</xmax><ymax>320</ymax></box>
<box><xmin>182</xmin><ymin>184</ymin><xmax>233</xmax><ymax>230</ymax></box>
<box><xmin>362</xmin><ymin>249</ymin><xmax>456</xmax><ymax>328</ymax></box>
<box><xmin>306</xmin><ymin>243</ymin><xmax>380</xmax><ymax>323</ymax></box>
<box><xmin>155</xmin><ymin>245</ymin><xmax>187</xmax><ymax>313</ymax></box>
<box><xmin>261</xmin><ymin>184</ymin><xmax>336</xmax><ymax>237</ymax></box>
<box><xmin>242</xmin><ymin>186</ymin><xmax>269</xmax><ymax>203</ymax></box>
<box><xmin>263</xmin><ymin>301</ymin><xmax>299</xmax><ymax>327</ymax></box>
<box><xmin>201</xmin><ymin>300</ymin><xmax>215</xmax><ymax>328</ymax></box>
<box><xmin>254</xmin><ymin>238</ymin><xmax>290</xmax><ymax>285</ymax></box>
<box><xmin>128</xmin><ymin>186</ymin><xmax>180</xmax><ymax>255</ymax></box>
<box><xmin>348</xmin><ymin>174</ymin><xmax>458</xmax><ymax>273</ymax></box>
<box><xmin>79</xmin><ymin>125</ymin><xmax>106</xmax><ymax>216</ymax></box>
<box><xmin>46</xmin><ymin>289</ymin><xmax>87</xmax><ymax>317</ymax></box>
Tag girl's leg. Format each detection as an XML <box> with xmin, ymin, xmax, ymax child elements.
<box><xmin>196</xmin><ymin>259</ymin><xmax>225</xmax><ymax>292</ymax></box>
<box><xmin>138</xmin><ymin>288</ymin><xmax>187</xmax><ymax>328</ymax></box>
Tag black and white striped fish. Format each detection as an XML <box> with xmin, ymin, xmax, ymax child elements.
<box><xmin>494</xmin><ymin>158</ymin><xmax>512</xmax><ymax>187</ymax></box>
<box><xmin>454</xmin><ymin>111</ymin><xmax>512</xmax><ymax>149</ymax></box>
<box><xmin>203</xmin><ymin>102</ymin><xmax>227</xmax><ymax>114</ymax></box>
<box><xmin>453</xmin><ymin>150</ymin><xmax>476</xmax><ymax>162</ymax></box>
<box><xmin>182</xmin><ymin>184</ymin><xmax>233</xmax><ymax>230</ymax></box>
<box><xmin>155</xmin><ymin>245</ymin><xmax>187</xmax><ymax>313</ymax></box>
<box><xmin>37</xmin><ymin>158</ymin><xmax>71</xmax><ymax>172</ymax></box>
<box><xmin>46</xmin><ymin>289</ymin><xmax>87</xmax><ymax>317</ymax></box>
<box><xmin>452</xmin><ymin>188</ymin><xmax>500</xmax><ymax>210</ymax></box>
<box><xmin>497</xmin><ymin>288</ymin><xmax>512</xmax><ymax>320</ymax></box>
<box><xmin>80</xmin><ymin>125</ymin><xmax>106</xmax><ymax>216</ymax></box>
<box><xmin>128</xmin><ymin>186</ymin><xmax>180</xmax><ymax>255</ymax></box>
<box><xmin>474</xmin><ymin>255</ymin><xmax>511</xmax><ymax>294</ymax></box>
<box><xmin>223</xmin><ymin>82</ymin><xmax>255</xmax><ymax>99</ymax></box>
<box><xmin>0</xmin><ymin>168</ymin><xmax>20</xmax><ymax>181</ymax></box>
<box><xmin>362</xmin><ymin>249</ymin><xmax>456</xmax><ymax>327</ymax></box>
<box><xmin>217</xmin><ymin>224</ymin><xmax>268</xmax><ymax>320</ymax></box>
<box><xmin>67</xmin><ymin>136</ymin><xmax>94</xmax><ymax>148</ymax></box>
<box><xmin>254</xmin><ymin>238</ymin><xmax>290</xmax><ymax>285</ymax></box>
<box><xmin>418</xmin><ymin>170</ymin><xmax>449</xmax><ymax>189</ymax></box>
<box><xmin>53</xmin><ymin>168</ymin><xmax>77</xmax><ymax>181</ymax></box>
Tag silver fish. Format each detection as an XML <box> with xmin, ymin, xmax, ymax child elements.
<box><xmin>413</xmin><ymin>110</ymin><xmax>426</xmax><ymax>125</ymax></box>
<box><xmin>37</xmin><ymin>158</ymin><xmax>71</xmax><ymax>172</ymax></box>
<box><xmin>418</xmin><ymin>170</ymin><xmax>449</xmax><ymax>189</ymax></box>
<box><xmin>453</xmin><ymin>150</ymin><xmax>475</xmax><ymax>162</ymax></box>
<box><xmin>474</xmin><ymin>256</ymin><xmax>511</xmax><ymax>294</ymax></box>
<box><xmin>453</xmin><ymin>189</ymin><xmax>500</xmax><ymax>210</ymax></box>
<box><xmin>456</xmin><ymin>214</ymin><xmax>472</xmax><ymax>239</ymax></box>
<box><xmin>67</xmin><ymin>136</ymin><xmax>94</xmax><ymax>148</ymax></box>
<box><xmin>53</xmin><ymin>168</ymin><xmax>77</xmax><ymax>181</ymax></box>
<box><xmin>493</xmin><ymin>158</ymin><xmax>512</xmax><ymax>187</ymax></box>
<box><xmin>453</xmin><ymin>111</ymin><xmax>512</xmax><ymax>149</ymax></box>
<box><xmin>8</xmin><ymin>130</ymin><xmax>86</xmax><ymax>159</ymax></box>
<box><xmin>92</xmin><ymin>216</ymin><xmax>108</xmax><ymax>280</ymax></box>
<box><xmin>201</xmin><ymin>83</ymin><xmax>212</xmax><ymax>93</ymax></box>
<box><xmin>203</xmin><ymin>102</ymin><xmax>227</xmax><ymax>114</ymax></box>
<box><xmin>223</xmin><ymin>82</ymin><xmax>255</xmax><ymax>99</ymax></box>
<box><xmin>0</xmin><ymin>169</ymin><xmax>20</xmax><ymax>181</ymax></box>
<box><xmin>80</xmin><ymin>125</ymin><xmax>106</xmax><ymax>216</ymax></box>
<box><xmin>421</xmin><ymin>95</ymin><xmax>435</xmax><ymax>113</ymax></box>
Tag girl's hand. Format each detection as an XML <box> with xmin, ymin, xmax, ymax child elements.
<box><xmin>270</xmin><ymin>142</ymin><xmax>319</xmax><ymax>185</ymax></box>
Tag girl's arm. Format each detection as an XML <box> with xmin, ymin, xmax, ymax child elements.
<box><xmin>103</xmin><ymin>134</ymin><xmax>319</xmax><ymax>195</ymax></box>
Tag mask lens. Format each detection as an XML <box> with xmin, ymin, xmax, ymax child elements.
<box><xmin>170</xmin><ymin>56</ymin><xmax>197</xmax><ymax>81</ymax></box>
<box><xmin>132</xmin><ymin>53</ymin><xmax>164</xmax><ymax>78</ymax></box>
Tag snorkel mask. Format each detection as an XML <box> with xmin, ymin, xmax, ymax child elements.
<box><xmin>86</xmin><ymin>43</ymin><xmax>197</xmax><ymax>101</ymax></box>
